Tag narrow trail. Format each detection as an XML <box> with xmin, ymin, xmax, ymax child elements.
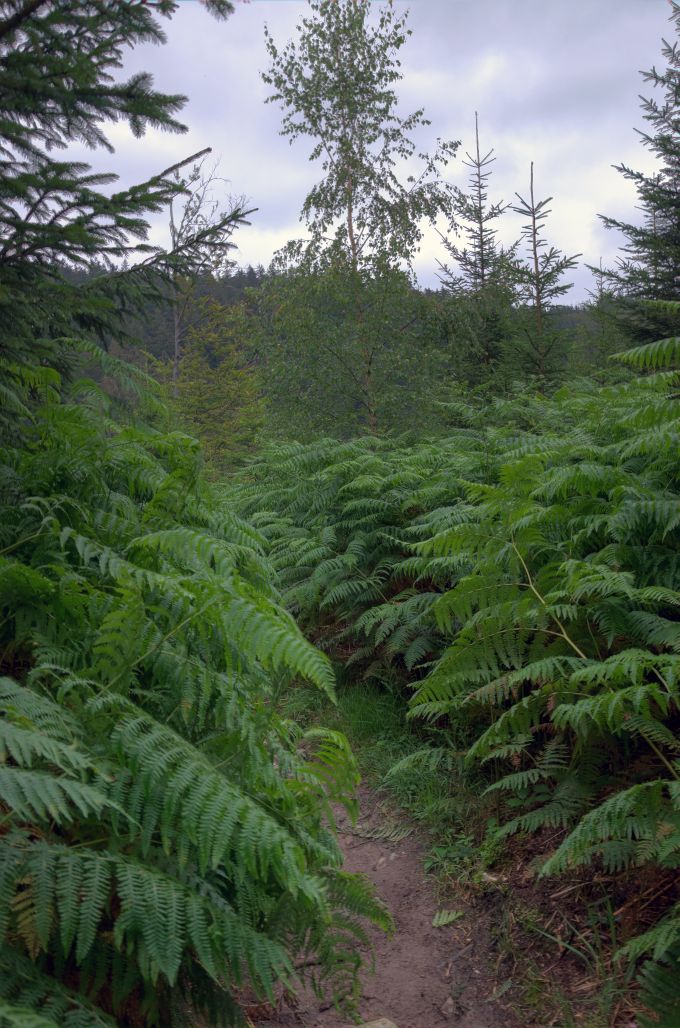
<box><xmin>258</xmin><ymin>787</ymin><xmax>515</xmax><ymax>1028</ymax></box>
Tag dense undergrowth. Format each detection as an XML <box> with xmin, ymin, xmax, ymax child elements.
<box><xmin>3</xmin><ymin>1</ymin><xmax>680</xmax><ymax>1025</ymax></box>
<box><xmin>227</xmin><ymin>329</ymin><xmax>680</xmax><ymax>1026</ymax></box>
<box><xmin>0</xmin><ymin>365</ymin><xmax>391</xmax><ymax>1025</ymax></box>
<box><xmin>0</xmin><ymin>2</ymin><xmax>390</xmax><ymax>1022</ymax></box>
<box><xmin>281</xmin><ymin>680</ymin><xmax>630</xmax><ymax>1027</ymax></box>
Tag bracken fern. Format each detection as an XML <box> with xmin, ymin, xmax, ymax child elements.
<box><xmin>228</xmin><ymin>318</ymin><xmax>680</xmax><ymax>1022</ymax></box>
<box><xmin>0</xmin><ymin>366</ymin><xmax>390</xmax><ymax>1026</ymax></box>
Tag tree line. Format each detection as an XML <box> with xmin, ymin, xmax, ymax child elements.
<box><xmin>110</xmin><ymin>0</ymin><xmax>678</xmax><ymax>457</ymax></box>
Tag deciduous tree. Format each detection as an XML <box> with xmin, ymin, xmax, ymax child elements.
<box><xmin>262</xmin><ymin>0</ymin><xmax>458</xmax><ymax>433</ymax></box>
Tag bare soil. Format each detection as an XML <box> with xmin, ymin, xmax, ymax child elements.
<box><xmin>255</xmin><ymin>787</ymin><xmax>515</xmax><ymax>1028</ymax></box>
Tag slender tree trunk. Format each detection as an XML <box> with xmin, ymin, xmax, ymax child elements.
<box><xmin>474</xmin><ymin>112</ymin><xmax>486</xmax><ymax>289</ymax></box>
<box><xmin>537</xmin><ymin>342</ymin><xmax>545</xmax><ymax>381</ymax></box>
<box><xmin>529</xmin><ymin>161</ymin><xmax>544</xmax><ymax>339</ymax></box>
<box><xmin>362</xmin><ymin>350</ymin><xmax>378</xmax><ymax>433</ymax></box>
<box><xmin>347</xmin><ymin>180</ymin><xmax>358</xmax><ymax>272</ymax></box>
<box><xmin>335</xmin><ymin>21</ymin><xmax>379</xmax><ymax>436</ymax></box>
<box><xmin>346</xmin><ymin>160</ymin><xmax>378</xmax><ymax>434</ymax></box>
<box><xmin>172</xmin><ymin>286</ymin><xmax>181</xmax><ymax>395</ymax></box>
<box><xmin>169</xmin><ymin>198</ymin><xmax>181</xmax><ymax>396</ymax></box>
<box><xmin>651</xmin><ymin>192</ymin><xmax>660</xmax><ymax>298</ymax></box>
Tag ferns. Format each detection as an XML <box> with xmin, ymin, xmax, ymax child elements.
<box><xmin>226</xmin><ymin>434</ymin><xmax>485</xmax><ymax>687</ymax></box>
<box><xmin>228</xmin><ymin>331</ymin><xmax>680</xmax><ymax>1021</ymax></box>
<box><xmin>614</xmin><ymin>335</ymin><xmax>680</xmax><ymax>369</ymax></box>
<box><xmin>0</xmin><ymin>0</ymin><xmax>396</xmax><ymax>1020</ymax></box>
<box><xmin>0</xmin><ymin>374</ymin><xmax>385</xmax><ymax>1024</ymax></box>
<box><xmin>3</xmin><ymin>5</ymin><xmax>677</xmax><ymax>1014</ymax></box>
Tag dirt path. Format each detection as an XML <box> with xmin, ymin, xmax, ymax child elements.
<box><xmin>257</xmin><ymin>788</ymin><xmax>514</xmax><ymax>1028</ymax></box>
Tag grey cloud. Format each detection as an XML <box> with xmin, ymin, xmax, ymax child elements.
<box><xmin>72</xmin><ymin>0</ymin><xmax>672</xmax><ymax>298</ymax></box>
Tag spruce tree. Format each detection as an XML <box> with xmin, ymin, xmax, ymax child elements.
<box><xmin>0</xmin><ymin>0</ymin><xmax>245</xmax><ymax>426</ymax></box>
<box><xmin>599</xmin><ymin>1</ymin><xmax>680</xmax><ymax>302</ymax></box>
<box><xmin>510</xmin><ymin>162</ymin><xmax>580</xmax><ymax>383</ymax></box>
<box><xmin>438</xmin><ymin>114</ymin><xmax>517</xmax><ymax>383</ymax></box>
<box><xmin>597</xmin><ymin>1</ymin><xmax>680</xmax><ymax>348</ymax></box>
<box><xmin>438</xmin><ymin>113</ymin><xmax>512</xmax><ymax>293</ymax></box>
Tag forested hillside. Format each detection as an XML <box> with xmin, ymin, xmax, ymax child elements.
<box><xmin>1</xmin><ymin>0</ymin><xmax>679</xmax><ymax>1026</ymax></box>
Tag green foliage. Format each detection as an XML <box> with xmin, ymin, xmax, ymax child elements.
<box><xmin>172</xmin><ymin>299</ymin><xmax>263</xmax><ymax>469</ymax></box>
<box><xmin>227</xmin><ymin>315</ymin><xmax>680</xmax><ymax>1020</ymax></box>
<box><xmin>508</xmin><ymin>162</ymin><xmax>580</xmax><ymax>383</ymax></box>
<box><xmin>600</xmin><ymin>0</ymin><xmax>680</xmax><ymax>303</ymax></box>
<box><xmin>432</xmin><ymin>910</ymin><xmax>464</xmax><ymax>928</ymax></box>
<box><xmin>227</xmin><ymin>433</ymin><xmax>471</xmax><ymax>685</ymax></box>
<box><xmin>261</xmin><ymin>0</ymin><xmax>458</xmax><ymax>434</ymax></box>
<box><xmin>253</xmin><ymin>267</ymin><xmax>451</xmax><ymax>437</ymax></box>
<box><xmin>438</xmin><ymin>113</ymin><xmax>513</xmax><ymax>295</ymax></box>
<box><xmin>4</xmin><ymin>0</ymin><xmax>679</xmax><ymax>1024</ymax></box>
<box><xmin>0</xmin><ymin>1</ymin><xmax>386</xmax><ymax>1023</ymax></box>
<box><xmin>262</xmin><ymin>0</ymin><xmax>457</xmax><ymax>273</ymax></box>
<box><xmin>598</xmin><ymin>0</ymin><xmax>680</xmax><ymax>355</ymax></box>
<box><xmin>0</xmin><ymin>0</ymin><xmax>253</xmax><ymax>437</ymax></box>
<box><xmin>0</xmin><ymin>393</ymin><xmax>388</xmax><ymax>1023</ymax></box>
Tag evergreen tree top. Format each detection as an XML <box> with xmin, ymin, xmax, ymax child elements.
<box><xmin>0</xmin><ymin>1</ymin><xmax>252</xmax><ymax>386</ymax></box>
<box><xmin>598</xmin><ymin>0</ymin><xmax>680</xmax><ymax>301</ymax></box>
<box><xmin>438</xmin><ymin>113</ymin><xmax>514</xmax><ymax>294</ymax></box>
<box><xmin>0</xmin><ymin>0</ymin><xmax>232</xmax><ymax>273</ymax></box>
<box><xmin>0</xmin><ymin>0</ymin><xmax>249</xmax><ymax>426</ymax></box>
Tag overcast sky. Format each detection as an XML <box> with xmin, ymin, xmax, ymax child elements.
<box><xmin>98</xmin><ymin>0</ymin><xmax>672</xmax><ymax>301</ymax></box>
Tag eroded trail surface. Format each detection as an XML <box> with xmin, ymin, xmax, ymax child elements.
<box><xmin>259</xmin><ymin>788</ymin><xmax>513</xmax><ymax>1028</ymax></box>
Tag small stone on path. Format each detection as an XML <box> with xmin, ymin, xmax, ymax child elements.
<box><xmin>440</xmin><ymin>996</ymin><xmax>457</xmax><ymax>1018</ymax></box>
<box><xmin>360</xmin><ymin>1021</ymin><xmax>398</xmax><ymax>1028</ymax></box>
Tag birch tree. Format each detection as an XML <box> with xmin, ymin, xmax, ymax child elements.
<box><xmin>262</xmin><ymin>0</ymin><xmax>457</xmax><ymax>432</ymax></box>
